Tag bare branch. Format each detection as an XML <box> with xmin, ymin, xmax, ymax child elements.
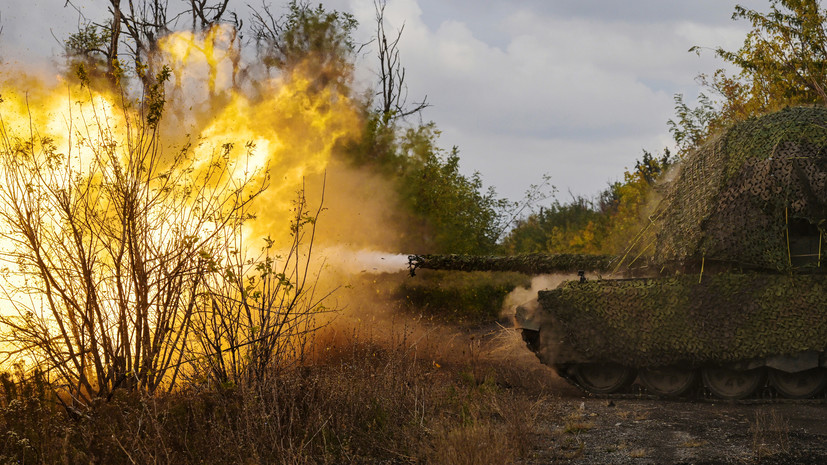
<box><xmin>374</xmin><ymin>0</ymin><xmax>429</xmax><ymax>123</ymax></box>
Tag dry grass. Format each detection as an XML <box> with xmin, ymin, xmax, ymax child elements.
<box><xmin>0</xmin><ymin>325</ymin><xmax>547</xmax><ymax>464</ymax></box>
<box><xmin>555</xmin><ymin>435</ymin><xmax>586</xmax><ymax>460</ymax></box>
<box><xmin>428</xmin><ymin>423</ymin><xmax>516</xmax><ymax>465</ymax></box>
<box><xmin>750</xmin><ymin>408</ymin><xmax>790</xmax><ymax>460</ymax></box>
<box><xmin>562</xmin><ymin>417</ymin><xmax>595</xmax><ymax>435</ymax></box>
<box><xmin>548</xmin><ymin>408</ymin><xmax>592</xmax><ymax>460</ymax></box>
<box><xmin>616</xmin><ymin>407</ymin><xmax>651</xmax><ymax>422</ymax></box>
<box><xmin>629</xmin><ymin>448</ymin><xmax>648</xmax><ymax>458</ymax></box>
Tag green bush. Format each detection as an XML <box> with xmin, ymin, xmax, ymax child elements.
<box><xmin>395</xmin><ymin>270</ymin><xmax>530</xmax><ymax>324</ymax></box>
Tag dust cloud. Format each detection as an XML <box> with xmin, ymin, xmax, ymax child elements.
<box><xmin>502</xmin><ymin>275</ymin><xmax>568</xmax><ymax>314</ymax></box>
<box><xmin>315</xmin><ymin>247</ymin><xmax>409</xmax><ymax>275</ymax></box>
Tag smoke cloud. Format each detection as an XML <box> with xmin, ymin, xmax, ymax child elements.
<box><xmin>500</xmin><ymin>273</ymin><xmax>574</xmax><ymax>320</ymax></box>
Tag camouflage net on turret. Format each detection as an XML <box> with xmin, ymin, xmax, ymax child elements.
<box><xmin>540</xmin><ymin>273</ymin><xmax>827</xmax><ymax>366</ymax></box>
<box><xmin>629</xmin><ymin>106</ymin><xmax>827</xmax><ymax>271</ymax></box>
<box><xmin>407</xmin><ymin>253</ymin><xmax>616</xmax><ymax>276</ymax></box>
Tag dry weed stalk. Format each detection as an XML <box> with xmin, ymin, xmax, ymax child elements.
<box><xmin>187</xmin><ymin>178</ymin><xmax>333</xmax><ymax>387</ymax></box>
<box><xmin>750</xmin><ymin>408</ymin><xmax>791</xmax><ymax>460</ymax></box>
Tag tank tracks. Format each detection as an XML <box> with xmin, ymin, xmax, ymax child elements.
<box><xmin>555</xmin><ymin>369</ymin><xmax>827</xmax><ymax>405</ymax></box>
<box><xmin>521</xmin><ymin>328</ymin><xmax>827</xmax><ymax>403</ymax></box>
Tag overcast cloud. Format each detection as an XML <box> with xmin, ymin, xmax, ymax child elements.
<box><xmin>1</xmin><ymin>0</ymin><xmax>768</xmax><ymax>200</ymax></box>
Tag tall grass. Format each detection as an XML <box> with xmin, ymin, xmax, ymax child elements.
<box><xmin>0</xmin><ymin>325</ymin><xmax>546</xmax><ymax>464</ymax></box>
<box><xmin>751</xmin><ymin>408</ymin><xmax>790</xmax><ymax>460</ymax></box>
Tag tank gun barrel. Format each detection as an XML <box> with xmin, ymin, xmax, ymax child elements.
<box><xmin>407</xmin><ymin>253</ymin><xmax>616</xmax><ymax>276</ymax></box>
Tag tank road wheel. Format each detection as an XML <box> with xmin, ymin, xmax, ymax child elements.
<box><xmin>702</xmin><ymin>367</ymin><xmax>766</xmax><ymax>400</ymax></box>
<box><xmin>768</xmin><ymin>368</ymin><xmax>827</xmax><ymax>399</ymax></box>
<box><xmin>639</xmin><ymin>366</ymin><xmax>698</xmax><ymax>397</ymax></box>
<box><xmin>574</xmin><ymin>363</ymin><xmax>636</xmax><ymax>394</ymax></box>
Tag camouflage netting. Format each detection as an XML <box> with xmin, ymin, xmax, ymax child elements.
<box><xmin>641</xmin><ymin>106</ymin><xmax>827</xmax><ymax>271</ymax></box>
<box><xmin>407</xmin><ymin>253</ymin><xmax>616</xmax><ymax>276</ymax></box>
<box><xmin>409</xmin><ymin>107</ymin><xmax>827</xmax><ymax>368</ymax></box>
<box><xmin>539</xmin><ymin>273</ymin><xmax>827</xmax><ymax>366</ymax></box>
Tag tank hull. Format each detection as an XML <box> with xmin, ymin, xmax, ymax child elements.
<box><xmin>517</xmin><ymin>273</ymin><xmax>827</xmax><ymax>398</ymax></box>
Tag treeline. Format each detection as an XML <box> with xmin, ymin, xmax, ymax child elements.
<box><xmin>58</xmin><ymin>0</ymin><xmax>525</xmax><ymax>257</ymax></box>
<box><xmin>504</xmin><ymin>150</ymin><xmax>673</xmax><ymax>256</ymax></box>
<box><xmin>504</xmin><ymin>0</ymin><xmax>827</xmax><ymax>257</ymax></box>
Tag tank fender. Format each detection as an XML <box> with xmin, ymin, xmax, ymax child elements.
<box><xmin>764</xmin><ymin>351</ymin><xmax>820</xmax><ymax>373</ymax></box>
<box><xmin>725</xmin><ymin>359</ymin><xmax>766</xmax><ymax>371</ymax></box>
<box><xmin>719</xmin><ymin>352</ymin><xmax>820</xmax><ymax>372</ymax></box>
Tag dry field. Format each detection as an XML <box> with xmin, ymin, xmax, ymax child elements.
<box><xmin>4</xmin><ymin>310</ymin><xmax>827</xmax><ymax>464</ymax></box>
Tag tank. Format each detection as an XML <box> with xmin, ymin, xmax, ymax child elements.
<box><xmin>409</xmin><ymin>107</ymin><xmax>827</xmax><ymax>400</ymax></box>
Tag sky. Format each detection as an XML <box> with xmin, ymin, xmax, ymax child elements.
<box><xmin>0</xmin><ymin>0</ymin><xmax>768</xmax><ymax>202</ymax></box>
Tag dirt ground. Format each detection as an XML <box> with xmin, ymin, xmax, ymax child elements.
<box><xmin>466</xmin><ymin>325</ymin><xmax>827</xmax><ymax>465</ymax></box>
<box><xmin>348</xmin><ymin>306</ymin><xmax>827</xmax><ymax>465</ymax></box>
<box><xmin>523</xmin><ymin>375</ymin><xmax>827</xmax><ymax>464</ymax></box>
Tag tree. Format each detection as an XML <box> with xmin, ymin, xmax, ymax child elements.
<box><xmin>64</xmin><ymin>0</ymin><xmax>238</xmax><ymax>87</ymax></box>
<box><xmin>667</xmin><ymin>92</ymin><xmax>718</xmax><ymax>156</ymax></box>
<box><xmin>676</xmin><ymin>0</ymin><xmax>827</xmax><ymax>150</ymax></box>
<box><xmin>341</xmin><ymin>0</ymin><xmax>429</xmax><ymax>166</ymax></box>
<box><xmin>503</xmin><ymin>197</ymin><xmax>607</xmax><ymax>254</ymax></box>
<box><xmin>63</xmin><ymin>23</ymin><xmax>113</xmax><ymax>84</ymax></box>
<box><xmin>187</xmin><ymin>0</ymin><xmax>234</xmax><ymax>31</ymax></box>
<box><xmin>721</xmin><ymin>1</ymin><xmax>827</xmax><ymax>106</ymax></box>
<box><xmin>394</xmin><ymin>124</ymin><xmax>511</xmax><ymax>254</ymax></box>
<box><xmin>251</xmin><ymin>0</ymin><xmax>357</xmax><ymax>93</ymax></box>
<box><xmin>503</xmin><ymin>150</ymin><xmax>674</xmax><ymax>255</ymax></box>
<box><xmin>373</xmin><ymin>0</ymin><xmax>429</xmax><ymax>124</ymax></box>
<box><xmin>0</xmin><ymin>70</ymin><xmax>266</xmax><ymax>403</ymax></box>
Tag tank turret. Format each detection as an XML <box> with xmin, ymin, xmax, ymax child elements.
<box><xmin>632</xmin><ymin>105</ymin><xmax>827</xmax><ymax>274</ymax></box>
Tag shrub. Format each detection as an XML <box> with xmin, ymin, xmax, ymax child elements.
<box><xmin>394</xmin><ymin>270</ymin><xmax>531</xmax><ymax>324</ymax></box>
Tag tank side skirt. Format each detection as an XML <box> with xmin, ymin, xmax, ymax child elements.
<box><xmin>536</xmin><ymin>273</ymin><xmax>827</xmax><ymax>368</ymax></box>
